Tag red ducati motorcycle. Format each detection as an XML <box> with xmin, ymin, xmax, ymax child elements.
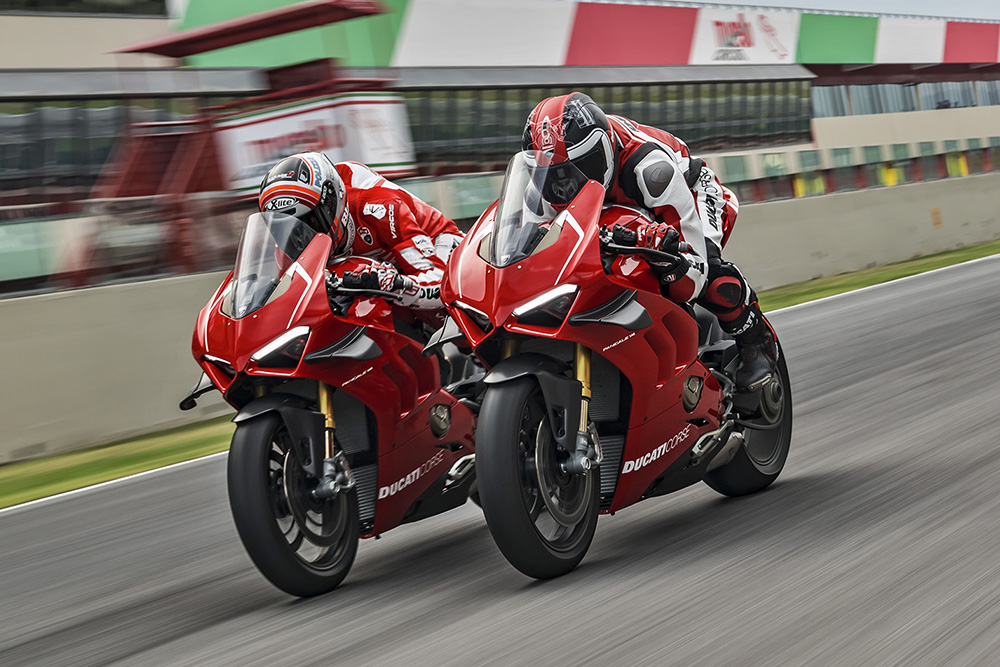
<box><xmin>429</xmin><ymin>154</ymin><xmax>792</xmax><ymax>579</ymax></box>
<box><xmin>181</xmin><ymin>211</ymin><xmax>478</xmax><ymax>597</ymax></box>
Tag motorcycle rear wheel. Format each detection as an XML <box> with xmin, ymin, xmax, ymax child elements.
<box><xmin>704</xmin><ymin>341</ymin><xmax>793</xmax><ymax>497</ymax></box>
<box><xmin>228</xmin><ymin>413</ymin><xmax>359</xmax><ymax>597</ymax></box>
<box><xmin>477</xmin><ymin>377</ymin><xmax>599</xmax><ymax>579</ymax></box>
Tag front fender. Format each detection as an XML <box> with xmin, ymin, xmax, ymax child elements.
<box><xmin>483</xmin><ymin>353</ymin><xmax>582</xmax><ymax>452</ymax></box>
<box><xmin>233</xmin><ymin>393</ymin><xmax>325</xmax><ymax>477</ymax></box>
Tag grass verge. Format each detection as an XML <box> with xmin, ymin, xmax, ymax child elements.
<box><xmin>2</xmin><ymin>239</ymin><xmax>999</xmax><ymax>510</ymax></box>
<box><xmin>0</xmin><ymin>418</ymin><xmax>234</xmax><ymax>510</ymax></box>
<box><xmin>757</xmin><ymin>239</ymin><xmax>1000</xmax><ymax>311</ymax></box>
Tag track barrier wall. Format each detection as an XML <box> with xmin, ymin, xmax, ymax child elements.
<box><xmin>2</xmin><ymin>172</ymin><xmax>999</xmax><ymax>463</ymax></box>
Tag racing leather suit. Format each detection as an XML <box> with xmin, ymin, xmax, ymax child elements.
<box><xmin>605</xmin><ymin>115</ymin><xmax>758</xmax><ymax>337</ymax></box>
<box><xmin>333</xmin><ymin>161</ymin><xmax>464</xmax><ymax>314</ymax></box>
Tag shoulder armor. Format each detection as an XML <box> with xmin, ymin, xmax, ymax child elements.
<box><xmin>619</xmin><ymin>142</ymin><xmax>675</xmax><ymax>203</ymax></box>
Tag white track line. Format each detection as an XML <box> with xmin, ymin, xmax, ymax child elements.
<box><xmin>3</xmin><ymin>252</ymin><xmax>998</xmax><ymax>515</ymax></box>
<box><xmin>0</xmin><ymin>452</ymin><xmax>226</xmax><ymax>516</ymax></box>
<box><xmin>768</xmin><ymin>252</ymin><xmax>1000</xmax><ymax>314</ymax></box>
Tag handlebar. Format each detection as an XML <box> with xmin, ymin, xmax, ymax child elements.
<box><xmin>599</xmin><ymin>225</ymin><xmax>690</xmax><ymax>266</ymax></box>
<box><xmin>600</xmin><ymin>241</ymin><xmax>684</xmax><ymax>266</ymax></box>
<box><xmin>326</xmin><ymin>273</ymin><xmax>415</xmax><ymax>303</ymax></box>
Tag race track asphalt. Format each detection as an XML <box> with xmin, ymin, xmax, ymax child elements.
<box><xmin>2</xmin><ymin>255</ymin><xmax>1000</xmax><ymax>667</ymax></box>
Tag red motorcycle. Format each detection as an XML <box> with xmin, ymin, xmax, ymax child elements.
<box><xmin>181</xmin><ymin>211</ymin><xmax>478</xmax><ymax>597</ymax></box>
<box><xmin>430</xmin><ymin>154</ymin><xmax>792</xmax><ymax>579</ymax></box>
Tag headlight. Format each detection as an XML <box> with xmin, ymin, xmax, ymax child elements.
<box><xmin>252</xmin><ymin>326</ymin><xmax>310</xmax><ymax>369</ymax></box>
<box><xmin>453</xmin><ymin>300</ymin><xmax>494</xmax><ymax>333</ymax></box>
<box><xmin>512</xmin><ymin>285</ymin><xmax>579</xmax><ymax>328</ymax></box>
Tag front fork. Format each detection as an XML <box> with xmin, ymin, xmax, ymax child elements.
<box><xmin>313</xmin><ymin>381</ymin><xmax>356</xmax><ymax>499</ymax></box>
<box><xmin>567</xmin><ymin>343</ymin><xmax>603</xmax><ymax>474</ymax></box>
<box><xmin>502</xmin><ymin>340</ymin><xmax>602</xmax><ymax>475</ymax></box>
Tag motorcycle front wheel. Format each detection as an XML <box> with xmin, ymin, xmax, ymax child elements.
<box><xmin>228</xmin><ymin>413</ymin><xmax>359</xmax><ymax>597</ymax></box>
<box><xmin>476</xmin><ymin>377</ymin><xmax>599</xmax><ymax>579</ymax></box>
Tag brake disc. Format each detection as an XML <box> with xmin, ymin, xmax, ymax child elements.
<box><xmin>534</xmin><ymin>420</ymin><xmax>592</xmax><ymax>528</ymax></box>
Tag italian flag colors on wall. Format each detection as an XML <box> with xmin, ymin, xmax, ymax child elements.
<box><xmin>175</xmin><ymin>0</ymin><xmax>1000</xmax><ymax>69</ymax></box>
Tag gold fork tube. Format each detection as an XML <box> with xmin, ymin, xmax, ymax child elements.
<box><xmin>501</xmin><ymin>338</ymin><xmax>519</xmax><ymax>360</ymax></box>
<box><xmin>317</xmin><ymin>381</ymin><xmax>336</xmax><ymax>458</ymax></box>
<box><xmin>574</xmin><ymin>343</ymin><xmax>592</xmax><ymax>432</ymax></box>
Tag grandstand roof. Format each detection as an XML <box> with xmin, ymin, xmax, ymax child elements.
<box><xmin>114</xmin><ymin>0</ymin><xmax>385</xmax><ymax>58</ymax></box>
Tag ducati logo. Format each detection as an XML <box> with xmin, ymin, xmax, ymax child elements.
<box><xmin>359</xmin><ymin>226</ymin><xmax>373</xmax><ymax>245</ymax></box>
<box><xmin>622</xmin><ymin>424</ymin><xmax>693</xmax><ymax>474</ymax></box>
<box><xmin>363</xmin><ymin>203</ymin><xmax>387</xmax><ymax>219</ymax></box>
<box><xmin>378</xmin><ymin>450</ymin><xmax>446</xmax><ymax>499</ymax></box>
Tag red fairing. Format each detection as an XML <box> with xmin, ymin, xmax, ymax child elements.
<box><xmin>192</xmin><ymin>217</ymin><xmax>474</xmax><ymax>538</ymax></box>
<box><xmin>445</xmin><ymin>179</ymin><xmax>724</xmax><ymax>515</ymax></box>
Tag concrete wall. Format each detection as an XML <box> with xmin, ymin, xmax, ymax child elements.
<box><xmin>0</xmin><ymin>15</ymin><xmax>174</xmax><ymax>69</ymax></box>
<box><xmin>0</xmin><ymin>272</ymin><xmax>228</xmax><ymax>464</ymax></box>
<box><xmin>812</xmin><ymin>106</ymin><xmax>1000</xmax><ymax>153</ymax></box>
<box><xmin>726</xmin><ymin>172</ymin><xmax>1000</xmax><ymax>290</ymax></box>
<box><xmin>2</xmin><ymin>173</ymin><xmax>999</xmax><ymax>463</ymax></box>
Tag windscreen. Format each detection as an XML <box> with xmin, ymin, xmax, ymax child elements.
<box><xmin>221</xmin><ymin>212</ymin><xmax>317</xmax><ymax>319</ymax></box>
<box><xmin>488</xmin><ymin>153</ymin><xmax>590</xmax><ymax>268</ymax></box>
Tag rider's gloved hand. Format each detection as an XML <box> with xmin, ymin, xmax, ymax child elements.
<box><xmin>639</xmin><ymin>223</ymin><xmax>690</xmax><ymax>283</ymax></box>
<box><xmin>342</xmin><ymin>266</ymin><xmax>406</xmax><ymax>293</ymax></box>
<box><xmin>640</xmin><ymin>222</ymin><xmax>681</xmax><ymax>257</ymax></box>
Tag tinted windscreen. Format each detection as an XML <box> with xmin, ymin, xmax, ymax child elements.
<box><xmin>223</xmin><ymin>212</ymin><xmax>317</xmax><ymax>319</ymax></box>
<box><xmin>489</xmin><ymin>153</ymin><xmax>590</xmax><ymax>268</ymax></box>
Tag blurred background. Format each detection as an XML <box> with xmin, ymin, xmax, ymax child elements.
<box><xmin>3</xmin><ymin>0</ymin><xmax>1000</xmax><ymax>461</ymax></box>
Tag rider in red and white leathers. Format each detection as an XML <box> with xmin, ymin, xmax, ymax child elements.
<box><xmin>258</xmin><ymin>152</ymin><xmax>463</xmax><ymax>319</ymax></box>
<box><xmin>523</xmin><ymin>92</ymin><xmax>775</xmax><ymax>390</ymax></box>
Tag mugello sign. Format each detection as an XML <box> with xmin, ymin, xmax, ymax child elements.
<box><xmin>380</xmin><ymin>1</ymin><xmax>1000</xmax><ymax>69</ymax></box>
<box><xmin>689</xmin><ymin>10</ymin><xmax>800</xmax><ymax>64</ymax></box>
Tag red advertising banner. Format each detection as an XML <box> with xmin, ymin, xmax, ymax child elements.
<box><xmin>943</xmin><ymin>22</ymin><xmax>1000</xmax><ymax>63</ymax></box>
<box><xmin>565</xmin><ymin>4</ymin><xmax>697</xmax><ymax>66</ymax></box>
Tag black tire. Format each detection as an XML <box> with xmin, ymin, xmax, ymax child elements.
<box><xmin>704</xmin><ymin>340</ymin><xmax>793</xmax><ymax>497</ymax></box>
<box><xmin>476</xmin><ymin>377</ymin><xmax>599</xmax><ymax>579</ymax></box>
<box><xmin>228</xmin><ymin>414</ymin><xmax>359</xmax><ymax>597</ymax></box>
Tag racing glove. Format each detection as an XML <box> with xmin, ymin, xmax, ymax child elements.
<box><xmin>639</xmin><ymin>223</ymin><xmax>690</xmax><ymax>283</ymax></box>
<box><xmin>341</xmin><ymin>266</ymin><xmax>416</xmax><ymax>294</ymax></box>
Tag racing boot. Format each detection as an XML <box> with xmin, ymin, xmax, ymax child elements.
<box><xmin>730</xmin><ymin>305</ymin><xmax>777</xmax><ymax>392</ymax></box>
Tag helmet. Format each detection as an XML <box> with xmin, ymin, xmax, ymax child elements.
<box><xmin>258</xmin><ymin>152</ymin><xmax>350</xmax><ymax>251</ymax></box>
<box><xmin>521</xmin><ymin>92</ymin><xmax>616</xmax><ymax>190</ymax></box>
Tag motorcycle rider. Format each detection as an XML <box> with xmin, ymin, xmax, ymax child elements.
<box><xmin>257</xmin><ymin>152</ymin><xmax>463</xmax><ymax>321</ymax></box>
<box><xmin>522</xmin><ymin>92</ymin><xmax>776</xmax><ymax>391</ymax></box>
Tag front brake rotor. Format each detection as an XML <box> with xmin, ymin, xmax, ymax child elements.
<box><xmin>535</xmin><ymin>420</ymin><xmax>592</xmax><ymax>527</ymax></box>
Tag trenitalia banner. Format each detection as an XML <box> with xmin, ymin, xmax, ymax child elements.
<box><xmin>689</xmin><ymin>9</ymin><xmax>800</xmax><ymax>65</ymax></box>
<box><xmin>214</xmin><ymin>93</ymin><xmax>417</xmax><ymax>191</ymax></box>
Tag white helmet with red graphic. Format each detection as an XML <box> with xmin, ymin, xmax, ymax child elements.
<box><xmin>258</xmin><ymin>152</ymin><xmax>352</xmax><ymax>251</ymax></box>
